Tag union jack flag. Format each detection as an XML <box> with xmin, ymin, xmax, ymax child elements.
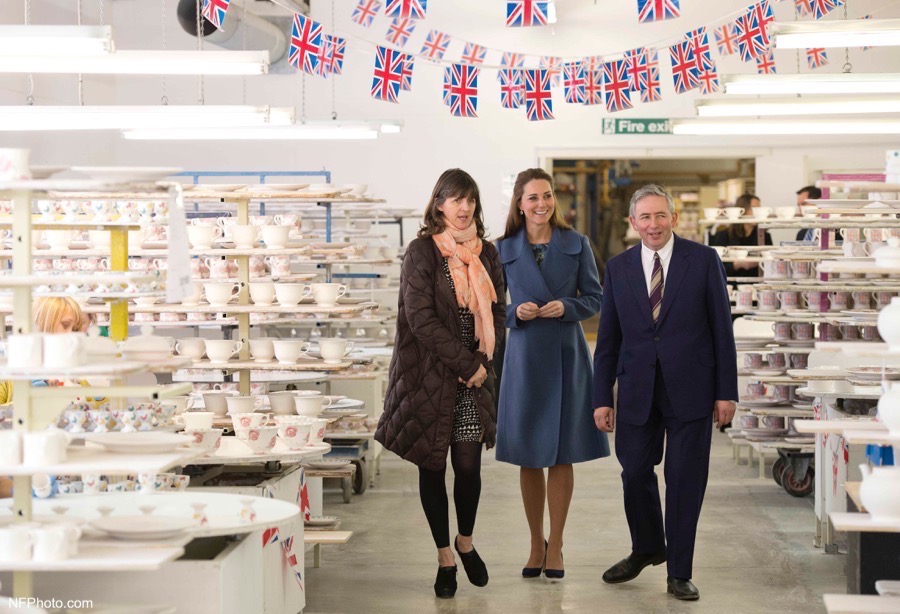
<box><xmin>201</xmin><ymin>0</ymin><xmax>230</xmax><ymax>30</ymax></box>
<box><xmin>735</xmin><ymin>0</ymin><xmax>773</xmax><ymax>61</ymax></box>
<box><xmin>755</xmin><ymin>48</ymin><xmax>776</xmax><ymax>74</ymax></box>
<box><xmin>299</xmin><ymin>475</ymin><xmax>311</xmax><ymax>520</ymax></box>
<box><xmin>461</xmin><ymin>42</ymin><xmax>487</xmax><ymax>65</ymax></box>
<box><xmin>669</xmin><ymin>40</ymin><xmax>699</xmax><ymax>93</ymax></box>
<box><xmin>421</xmin><ymin>30</ymin><xmax>451</xmax><ymax>61</ymax></box>
<box><xmin>812</xmin><ymin>0</ymin><xmax>843</xmax><ymax>20</ymax></box>
<box><xmin>582</xmin><ymin>56</ymin><xmax>603</xmax><ymax>73</ymax></box>
<box><xmin>315</xmin><ymin>35</ymin><xmax>334</xmax><ymax>78</ymax></box>
<box><xmin>624</xmin><ymin>47</ymin><xmax>650</xmax><ymax>92</ymax></box>
<box><xmin>582</xmin><ymin>69</ymin><xmax>603</xmax><ymax>106</ymax></box>
<box><xmin>563</xmin><ymin>62</ymin><xmax>585</xmax><ymax>104</ymax></box>
<box><xmin>280</xmin><ymin>534</ymin><xmax>303</xmax><ymax>589</ymax></box>
<box><xmin>385</xmin><ymin>0</ymin><xmax>427</xmax><ymax>20</ymax></box>
<box><xmin>328</xmin><ymin>37</ymin><xmax>346</xmax><ymax>75</ymax></box>
<box><xmin>540</xmin><ymin>56</ymin><xmax>562</xmax><ymax>87</ymax></box>
<box><xmin>289</xmin><ymin>14</ymin><xmax>322</xmax><ymax>76</ymax></box>
<box><xmin>352</xmin><ymin>0</ymin><xmax>382</xmax><ymax>27</ymax></box>
<box><xmin>386</xmin><ymin>17</ymin><xmax>416</xmax><ymax>47</ymax></box>
<box><xmin>714</xmin><ymin>23</ymin><xmax>739</xmax><ymax>56</ymax></box>
<box><xmin>371</xmin><ymin>45</ymin><xmax>404</xmax><ymax>103</ymax></box>
<box><xmin>697</xmin><ymin>65</ymin><xmax>720</xmax><ymax>94</ymax></box>
<box><xmin>501</xmin><ymin>52</ymin><xmax>526</xmax><ymax>68</ymax></box>
<box><xmin>524</xmin><ymin>69</ymin><xmax>554</xmax><ymax>121</ymax></box>
<box><xmin>685</xmin><ymin>27</ymin><xmax>714</xmax><ymax>72</ymax></box>
<box><xmin>641</xmin><ymin>65</ymin><xmax>662</xmax><ymax>102</ymax></box>
<box><xmin>806</xmin><ymin>47</ymin><xmax>828</xmax><ymax>69</ymax></box>
<box><xmin>637</xmin><ymin>0</ymin><xmax>680</xmax><ymax>23</ymax></box>
<box><xmin>499</xmin><ymin>69</ymin><xmax>524</xmax><ymax>109</ymax></box>
<box><xmin>506</xmin><ymin>0</ymin><xmax>549</xmax><ymax>27</ymax></box>
<box><xmin>401</xmin><ymin>53</ymin><xmax>414</xmax><ymax>90</ymax></box>
<box><xmin>262</xmin><ymin>527</ymin><xmax>279</xmax><ymax>546</ymax></box>
<box><xmin>447</xmin><ymin>63</ymin><xmax>479</xmax><ymax>117</ymax></box>
<box><xmin>442</xmin><ymin>66</ymin><xmax>452</xmax><ymax>105</ymax></box>
<box><xmin>794</xmin><ymin>0</ymin><xmax>812</xmax><ymax>16</ymax></box>
<box><xmin>603</xmin><ymin>60</ymin><xmax>633</xmax><ymax>113</ymax></box>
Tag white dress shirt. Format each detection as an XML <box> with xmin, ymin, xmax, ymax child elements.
<box><xmin>640</xmin><ymin>234</ymin><xmax>675</xmax><ymax>296</ymax></box>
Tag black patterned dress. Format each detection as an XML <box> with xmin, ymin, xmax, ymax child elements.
<box><xmin>441</xmin><ymin>258</ymin><xmax>482</xmax><ymax>444</ymax></box>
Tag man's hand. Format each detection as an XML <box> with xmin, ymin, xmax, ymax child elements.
<box><xmin>516</xmin><ymin>302</ymin><xmax>540</xmax><ymax>321</ymax></box>
<box><xmin>536</xmin><ymin>300</ymin><xmax>565</xmax><ymax>319</ymax></box>
<box><xmin>465</xmin><ymin>364</ymin><xmax>488</xmax><ymax>389</ymax></box>
<box><xmin>714</xmin><ymin>400</ymin><xmax>736</xmax><ymax>427</ymax></box>
<box><xmin>594</xmin><ymin>406</ymin><xmax>615</xmax><ymax>432</ymax></box>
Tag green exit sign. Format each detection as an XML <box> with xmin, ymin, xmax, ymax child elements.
<box><xmin>602</xmin><ymin>118</ymin><xmax>671</xmax><ymax>134</ymax></box>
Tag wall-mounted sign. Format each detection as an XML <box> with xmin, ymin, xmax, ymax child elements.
<box><xmin>602</xmin><ymin>118</ymin><xmax>671</xmax><ymax>135</ymax></box>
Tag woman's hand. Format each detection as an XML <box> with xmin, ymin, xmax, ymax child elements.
<box><xmin>537</xmin><ymin>300</ymin><xmax>565</xmax><ymax>319</ymax></box>
<box><xmin>465</xmin><ymin>364</ymin><xmax>487</xmax><ymax>388</ymax></box>
<box><xmin>516</xmin><ymin>302</ymin><xmax>540</xmax><ymax>321</ymax></box>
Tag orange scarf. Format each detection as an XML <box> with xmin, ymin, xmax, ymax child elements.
<box><xmin>433</xmin><ymin>226</ymin><xmax>497</xmax><ymax>357</ymax></box>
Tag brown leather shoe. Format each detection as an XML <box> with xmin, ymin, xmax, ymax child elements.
<box><xmin>667</xmin><ymin>576</ymin><xmax>700</xmax><ymax>601</ymax></box>
<box><xmin>602</xmin><ymin>551</ymin><xmax>666</xmax><ymax>584</ymax></box>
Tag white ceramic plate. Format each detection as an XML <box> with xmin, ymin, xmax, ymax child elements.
<box><xmin>72</xmin><ymin>166</ymin><xmax>181</xmax><ymax>182</ymax></box>
<box><xmin>189</xmin><ymin>183</ymin><xmax>246</xmax><ymax>192</ymax></box>
<box><xmin>89</xmin><ymin>515</ymin><xmax>194</xmax><ymax>540</ymax></box>
<box><xmin>305</xmin><ymin>459</ymin><xmax>352</xmax><ymax>470</ymax></box>
<box><xmin>321</xmin><ymin>408</ymin><xmax>364</xmax><ymax>417</ymax></box>
<box><xmin>750</xmin><ymin>369</ymin><xmax>786</xmax><ymax>377</ymax></box>
<box><xmin>304</xmin><ymin>515</ymin><xmax>339</xmax><ymax>526</ymax></box>
<box><xmin>846</xmin><ymin>366</ymin><xmax>900</xmax><ymax>380</ymax></box>
<box><xmin>777</xmin><ymin>339</ymin><xmax>816</xmax><ymax>347</ymax></box>
<box><xmin>85</xmin><ymin>432</ymin><xmax>193</xmax><ymax>454</ymax></box>
<box><xmin>784</xmin><ymin>437</ymin><xmax>816</xmax><ymax>444</ymax></box>
<box><xmin>742</xmin><ymin>428</ymin><xmax>789</xmax><ymax>436</ymax></box>
<box><xmin>785</xmin><ymin>311</ymin><xmax>817</xmax><ymax>318</ymax></box>
<box><xmin>327</xmin><ymin>399</ymin><xmax>364</xmax><ymax>410</ymax></box>
<box><xmin>740</xmin><ymin>397</ymin><xmax>786</xmax><ymax>407</ymax></box>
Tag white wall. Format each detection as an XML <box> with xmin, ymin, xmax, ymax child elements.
<box><xmin>1</xmin><ymin>0</ymin><xmax>899</xmax><ymax>237</ymax></box>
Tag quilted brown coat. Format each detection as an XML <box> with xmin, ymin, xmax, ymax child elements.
<box><xmin>375</xmin><ymin>236</ymin><xmax>506</xmax><ymax>471</ymax></box>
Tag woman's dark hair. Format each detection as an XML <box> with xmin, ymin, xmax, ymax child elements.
<box><xmin>501</xmin><ymin>168</ymin><xmax>571</xmax><ymax>239</ymax></box>
<box><xmin>418</xmin><ymin>168</ymin><xmax>486</xmax><ymax>239</ymax></box>
<box><xmin>728</xmin><ymin>192</ymin><xmax>760</xmax><ymax>241</ymax></box>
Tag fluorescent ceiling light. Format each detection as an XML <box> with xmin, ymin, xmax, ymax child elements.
<box><xmin>123</xmin><ymin>122</ymin><xmax>389</xmax><ymax>140</ymax></box>
<box><xmin>724</xmin><ymin>73</ymin><xmax>900</xmax><ymax>95</ymax></box>
<box><xmin>772</xmin><ymin>19</ymin><xmax>900</xmax><ymax>49</ymax></box>
<box><xmin>0</xmin><ymin>50</ymin><xmax>269</xmax><ymax>75</ymax></box>
<box><xmin>0</xmin><ymin>106</ymin><xmax>295</xmax><ymax>131</ymax></box>
<box><xmin>0</xmin><ymin>25</ymin><xmax>113</xmax><ymax>56</ymax></box>
<box><xmin>672</xmin><ymin>119</ymin><xmax>900</xmax><ymax>135</ymax></box>
<box><xmin>696</xmin><ymin>96</ymin><xmax>900</xmax><ymax>117</ymax></box>
<box><xmin>379</xmin><ymin>121</ymin><xmax>403</xmax><ymax>134</ymax></box>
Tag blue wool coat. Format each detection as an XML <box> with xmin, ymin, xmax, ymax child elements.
<box><xmin>495</xmin><ymin>228</ymin><xmax>610</xmax><ymax>468</ymax></box>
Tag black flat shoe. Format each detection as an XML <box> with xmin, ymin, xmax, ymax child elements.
<box><xmin>455</xmin><ymin>536</ymin><xmax>489</xmax><ymax>587</ymax></box>
<box><xmin>544</xmin><ymin>549</ymin><xmax>564</xmax><ymax>579</ymax></box>
<box><xmin>434</xmin><ymin>565</ymin><xmax>457</xmax><ymax>599</ymax></box>
<box><xmin>522</xmin><ymin>540</ymin><xmax>547</xmax><ymax>578</ymax></box>
<box><xmin>602</xmin><ymin>551</ymin><xmax>666</xmax><ymax>584</ymax></box>
<box><xmin>667</xmin><ymin>576</ymin><xmax>700</xmax><ymax>601</ymax></box>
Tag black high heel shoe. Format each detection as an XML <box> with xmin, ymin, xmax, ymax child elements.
<box><xmin>434</xmin><ymin>565</ymin><xmax>458</xmax><ymax>599</ymax></box>
<box><xmin>522</xmin><ymin>540</ymin><xmax>547</xmax><ymax>578</ymax></box>
<box><xmin>544</xmin><ymin>547</ymin><xmax>564</xmax><ymax>579</ymax></box>
<box><xmin>455</xmin><ymin>536</ymin><xmax>489</xmax><ymax>587</ymax></box>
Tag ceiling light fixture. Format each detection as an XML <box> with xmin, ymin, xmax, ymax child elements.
<box><xmin>672</xmin><ymin>119</ymin><xmax>900</xmax><ymax>135</ymax></box>
<box><xmin>0</xmin><ymin>25</ymin><xmax>114</xmax><ymax>56</ymax></box>
<box><xmin>771</xmin><ymin>18</ymin><xmax>900</xmax><ymax>49</ymax></box>
<box><xmin>0</xmin><ymin>50</ymin><xmax>270</xmax><ymax>75</ymax></box>
<box><xmin>723</xmin><ymin>73</ymin><xmax>900</xmax><ymax>95</ymax></box>
<box><xmin>122</xmin><ymin>120</ymin><xmax>403</xmax><ymax>141</ymax></box>
<box><xmin>696</xmin><ymin>96</ymin><xmax>900</xmax><ymax>117</ymax></box>
<box><xmin>0</xmin><ymin>106</ymin><xmax>295</xmax><ymax>131</ymax></box>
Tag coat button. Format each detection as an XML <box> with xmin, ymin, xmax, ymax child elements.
<box><xmin>654</xmin><ymin>336</ymin><xmax>660</xmax><ymax>342</ymax></box>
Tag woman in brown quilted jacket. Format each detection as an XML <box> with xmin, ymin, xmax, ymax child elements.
<box><xmin>375</xmin><ymin>168</ymin><xmax>506</xmax><ymax>599</ymax></box>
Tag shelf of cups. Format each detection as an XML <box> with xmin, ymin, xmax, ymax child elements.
<box><xmin>185</xmin><ymin>190</ymin><xmax>385</xmax><ymax>203</ymax></box>
<box><xmin>761</xmin><ymin>220</ymin><xmax>900</xmax><ymax>229</ymax></box>
<box><xmin>172</xmin><ymin>370</ymin><xmax>328</xmax><ymax>383</ymax></box>
<box><xmin>818</xmin><ymin>261</ymin><xmax>900</xmax><ymax>275</ymax></box>
<box><xmin>0</xmin><ymin>443</ymin><xmax>206</xmax><ymax>477</ymax></box>
<box><xmin>187</xmin><ymin>437</ymin><xmax>331</xmax><ymax>466</ymax></box>
<box><xmin>303</xmin><ymin>257</ymin><xmax>394</xmax><ymax>265</ymax></box>
<box><xmin>186</xmin><ymin>359</ymin><xmax>352</xmax><ymax>371</ymax></box>
<box><xmin>0</xmin><ymin>272</ymin><xmax>161</xmax><ymax>287</ymax></box>
<box><xmin>829</xmin><ymin>513</ymin><xmax>900</xmax><ymax>534</ymax></box>
<box><xmin>191</xmin><ymin>275</ymin><xmax>319</xmax><ymax>283</ymax></box>
<box><xmin>755</xmin><ymin>282</ymin><xmax>900</xmax><ymax>292</ymax></box>
<box><xmin>0</xmin><ymin>542</ymin><xmax>185</xmax><ymax>573</ymax></box>
<box><xmin>0</xmin><ymin>219</ymin><xmax>145</xmax><ymax>231</ymax></box>
<box><xmin>744</xmin><ymin>313</ymin><xmax>839</xmax><ymax>323</ymax></box>
<box><xmin>125</xmin><ymin>304</ymin><xmax>367</xmax><ymax>315</ymax></box>
<box><xmin>699</xmin><ymin>218</ymin><xmax>788</xmax><ymax>226</ymax></box>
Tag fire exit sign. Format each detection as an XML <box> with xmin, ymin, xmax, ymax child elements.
<box><xmin>602</xmin><ymin>118</ymin><xmax>671</xmax><ymax>134</ymax></box>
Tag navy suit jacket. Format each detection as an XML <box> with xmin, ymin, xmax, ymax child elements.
<box><xmin>592</xmin><ymin>235</ymin><xmax>738</xmax><ymax>426</ymax></box>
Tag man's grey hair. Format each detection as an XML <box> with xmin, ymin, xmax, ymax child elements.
<box><xmin>629</xmin><ymin>184</ymin><xmax>676</xmax><ymax>218</ymax></box>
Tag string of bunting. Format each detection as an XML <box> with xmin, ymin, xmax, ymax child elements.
<box><xmin>200</xmin><ymin>0</ymin><xmax>872</xmax><ymax>122</ymax></box>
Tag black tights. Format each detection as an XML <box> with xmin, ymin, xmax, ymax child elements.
<box><xmin>418</xmin><ymin>442</ymin><xmax>482</xmax><ymax>549</ymax></box>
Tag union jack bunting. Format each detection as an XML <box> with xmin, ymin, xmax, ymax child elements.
<box><xmin>812</xmin><ymin>0</ymin><xmax>843</xmax><ymax>20</ymax></box>
<box><xmin>498</xmin><ymin>69</ymin><xmax>524</xmax><ymax>109</ymax></box>
<box><xmin>806</xmin><ymin>47</ymin><xmax>828</xmax><ymax>69</ymax></box>
<box><xmin>582</xmin><ymin>69</ymin><xmax>603</xmax><ymax>106</ymax></box>
<box><xmin>447</xmin><ymin>63</ymin><xmax>479</xmax><ymax>117</ymax></box>
<box><xmin>684</xmin><ymin>27</ymin><xmax>714</xmax><ymax>72</ymax></box>
<box><xmin>640</xmin><ymin>65</ymin><xmax>662</xmax><ymax>102</ymax></box>
<box><xmin>400</xmin><ymin>54</ymin><xmax>414</xmax><ymax>91</ymax></box>
<box><xmin>315</xmin><ymin>36</ymin><xmax>334</xmax><ymax>77</ymax></box>
<box><xmin>506</xmin><ymin>0</ymin><xmax>549</xmax><ymax>27</ymax></box>
<box><xmin>280</xmin><ymin>535</ymin><xmax>304</xmax><ymax>590</ymax></box>
<box><xmin>442</xmin><ymin>66</ymin><xmax>452</xmax><ymax>105</ymax></box>
<box><xmin>603</xmin><ymin>60</ymin><xmax>633</xmax><ymax>113</ymax></box>
<box><xmin>540</xmin><ymin>56</ymin><xmax>562</xmax><ymax>87</ymax></box>
<box><xmin>385</xmin><ymin>0</ymin><xmax>427</xmax><ymax>20</ymax></box>
<box><xmin>501</xmin><ymin>52</ymin><xmax>526</xmax><ymax>68</ymax></box>
<box><xmin>714</xmin><ymin>23</ymin><xmax>739</xmax><ymax>56</ymax></box>
<box><xmin>461</xmin><ymin>42</ymin><xmax>487</xmax><ymax>65</ymax></box>
<box><xmin>386</xmin><ymin>17</ymin><xmax>416</xmax><ymax>46</ymax></box>
<box><xmin>669</xmin><ymin>40</ymin><xmax>699</xmax><ymax>94</ymax></box>
<box><xmin>523</xmin><ymin>69</ymin><xmax>554</xmax><ymax>121</ymax></box>
<box><xmin>697</xmin><ymin>65</ymin><xmax>720</xmax><ymax>94</ymax></box>
<box><xmin>794</xmin><ymin>0</ymin><xmax>812</xmax><ymax>16</ymax></box>
<box><xmin>734</xmin><ymin>0</ymin><xmax>773</xmax><ymax>61</ymax></box>
<box><xmin>201</xmin><ymin>0</ymin><xmax>230</xmax><ymax>30</ymax></box>
<box><xmin>328</xmin><ymin>37</ymin><xmax>347</xmax><ymax>75</ymax></box>
<box><xmin>299</xmin><ymin>472</ymin><xmax>311</xmax><ymax>521</ymax></box>
<box><xmin>289</xmin><ymin>14</ymin><xmax>322</xmax><ymax>76</ymax></box>
<box><xmin>624</xmin><ymin>47</ymin><xmax>650</xmax><ymax>92</ymax></box>
<box><xmin>352</xmin><ymin>0</ymin><xmax>382</xmax><ymax>27</ymax></box>
<box><xmin>421</xmin><ymin>30</ymin><xmax>451</xmax><ymax>61</ymax></box>
<box><xmin>755</xmin><ymin>49</ymin><xmax>776</xmax><ymax>74</ymax></box>
<box><xmin>562</xmin><ymin>62</ymin><xmax>585</xmax><ymax>104</ymax></box>
<box><xmin>371</xmin><ymin>45</ymin><xmax>404</xmax><ymax>103</ymax></box>
<box><xmin>749</xmin><ymin>0</ymin><xmax>774</xmax><ymax>40</ymax></box>
<box><xmin>582</xmin><ymin>56</ymin><xmax>603</xmax><ymax>72</ymax></box>
<box><xmin>262</xmin><ymin>527</ymin><xmax>279</xmax><ymax>546</ymax></box>
<box><xmin>637</xmin><ymin>0</ymin><xmax>680</xmax><ymax>23</ymax></box>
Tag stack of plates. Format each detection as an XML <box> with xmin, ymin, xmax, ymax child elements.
<box><xmin>735</xmin><ymin>337</ymin><xmax>772</xmax><ymax>350</ymax></box>
<box><xmin>846</xmin><ymin>367</ymin><xmax>900</xmax><ymax>381</ymax></box>
<box><xmin>740</xmin><ymin>397</ymin><xmax>786</xmax><ymax>407</ymax></box>
<box><xmin>89</xmin><ymin>515</ymin><xmax>194</xmax><ymax>540</ymax></box>
<box><xmin>305</xmin><ymin>515</ymin><xmax>339</xmax><ymax>527</ymax></box>
<box><xmin>742</xmin><ymin>428</ymin><xmax>789</xmax><ymax>439</ymax></box>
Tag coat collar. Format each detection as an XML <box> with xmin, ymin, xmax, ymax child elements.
<box><xmin>499</xmin><ymin>228</ymin><xmax>581</xmax><ymax>303</ymax></box>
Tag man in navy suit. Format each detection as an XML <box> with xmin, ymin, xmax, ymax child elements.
<box><xmin>592</xmin><ymin>184</ymin><xmax>737</xmax><ymax>601</ymax></box>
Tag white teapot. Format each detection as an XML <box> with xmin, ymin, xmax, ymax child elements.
<box><xmin>859</xmin><ymin>463</ymin><xmax>900</xmax><ymax>521</ymax></box>
<box><xmin>878</xmin><ymin>297</ymin><xmax>900</xmax><ymax>352</ymax></box>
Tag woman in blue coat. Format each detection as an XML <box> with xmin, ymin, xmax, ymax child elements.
<box><xmin>495</xmin><ymin>168</ymin><xmax>609</xmax><ymax>580</ymax></box>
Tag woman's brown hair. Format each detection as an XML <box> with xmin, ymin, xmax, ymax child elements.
<box><xmin>417</xmin><ymin>168</ymin><xmax>487</xmax><ymax>239</ymax></box>
<box><xmin>501</xmin><ymin>168</ymin><xmax>571</xmax><ymax>239</ymax></box>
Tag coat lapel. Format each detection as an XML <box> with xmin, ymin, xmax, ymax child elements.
<box><xmin>655</xmin><ymin>234</ymin><xmax>689</xmax><ymax>327</ymax></box>
<box><xmin>499</xmin><ymin>231</ymin><xmax>554</xmax><ymax>304</ymax></box>
<box><xmin>543</xmin><ymin>229</ymin><xmax>580</xmax><ymax>297</ymax></box>
<box><xmin>625</xmin><ymin>245</ymin><xmax>654</xmax><ymax>329</ymax></box>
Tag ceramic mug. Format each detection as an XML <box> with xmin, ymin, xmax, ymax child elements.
<box><xmin>777</xmin><ymin>292</ymin><xmax>801</xmax><ymax>312</ymax></box>
<box><xmin>791</xmin><ymin>322</ymin><xmax>815</xmax><ymax>341</ymax></box>
<box><xmin>802</xmin><ymin>291</ymin><xmax>829</xmax><ymax>312</ymax></box>
<box><xmin>839</xmin><ymin>323</ymin><xmax>860</xmax><ymax>340</ymax></box>
<box><xmin>230</xmin><ymin>224</ymin><xmax>259</xmax><ymax>249</ymax></box>
<box><xmin>267</xmin><ymin>391</ymin><xmax>299</xmax><ymax>415</ymax></box>
<box><xmin>318</xmin><ymin>338</ymin><xmax>355</xmax><ymax>364</ymax></box>
<box><xmin>746</xmin><ymin>382</ymin><xmax>767</xmax><ymax>397</ymax></box>
<box><xmin>224</xmin><ymin>395</ymin><xmax>256</xmax><ymax>415</ymax></box>
<box><xmin>738</xmin><ymin>415</ymin><xmax>759</xmax><ymax>429</ymax></box>
<box><xmin>791</xmin><ymin>261</ymin><xmax>813</xmax><ymax>279</ymax></box>
<box><xmin>762</xmin><ymin>415</ymin><xmax>785</xmax><ymax>430</ymax></box>
<box><xmin>260</xmin><ymin>225</ymin><xmax>292</xmax><ymax>249</ymax></box>
<box><xmin>249</xmin><ymin>338</ymin><xmax>276</xmax><ymax>363</ymax></box>
<box><xmin>768</xmin><ymin>352</ymin><xmax>787</xmax><ymax>369</ymax></box>
<box><xmin>175</xmin><ymin>338</ymin><xmax>206</xmax><ymax>361</ymax></box>
<box><xmin>773</xmin><ymin>322</ymin><xmax>792</xmax><ymax>341</ymax></box>
<box><xmin>818</xmin><ymin>322</ymin><xmax>840</xmax><ymax>342</ymax></box>
<box><xmin>272</xmin><ymin>339</ymin><xmax>310</xmax><ymax>364</ymax></box>
<box><xmin>851</xmin><ymin>291</ymin><xmax>872</xmax><ymax>310</ymax></box>
<box><xmin>735</xmin><ymin>290</ymin><xmax>754</xmax><ymax>310</ymax></box>
<box><xmin>829</xmin><ymin>291</ymin><xmax>850</xmax><ymax>312</ymax></box>
<box><xmin>790</xmin><ymin>353</ymin><xmax>809</xmax><ymax>369</ymax></box>
<box><xmin>201</xmin><ymin>392</ymin><xmax>233</xmax><ymax>416</ymax></box>
<box><xmin>743</xmin><ymin>353</ymin><xmax>763</xmax><ymax>369</ymax></box>
<box><xmin>757</xmin><ymin>290</ymin><xmax>780</xmax><ymax>312</ymax></box>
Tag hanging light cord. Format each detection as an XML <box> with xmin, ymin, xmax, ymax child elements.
<box><xmin>843</xmin><ymin>0</ymin><xmax>852</xmax><ymax>73</ymax></box>
<box><xmin>196</xmin><ymin>0</ymin><xmax>204</xmax><ymax>104</ymax></box>
<box><xmin>77</xmin><ymin>0</ymin><xmax>84</xmax><ymax>105</ymax></box>
<box><xmin>161</xmin><ymin>0</ymin><xmax>169</xmax><ymax>104</ymax></box>
<box><xmin>331</xmin><ymin>0</ymin><xmax>337</xmax><ymax>121</ymax></box>
<box><xmin>24</xmin><ymin>0</ymin><xmax>34</xmax><ymax>105</ymax></box>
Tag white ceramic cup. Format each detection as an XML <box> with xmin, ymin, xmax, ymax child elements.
<box><xmin>0</xmin><ymin>526</ymin><xmax>33</xmax><ymax>562</ymax></box>
<box><xmin>230</xmin><ymin>224</ymin><xmax>259</xmax><ymax>249</ymax></box>
<box><xmin>249</xmin><ymin>282</ymin><xmax>277</xmax><ymax>306</ymax></box>
<box><xmin>180</xmin><ymin>282</ymin><xmax>204</xmax><ymax>306</ymax></box>
<box><xmin>272</xmin><ymin>339</ymin><xmax>310</xmax><ymax>364</ymax></box>
<box><xmin>723</xmin><ymin>207</ymin><xmax>744</xmax><ymax>221</ymax></box>
<box><xmin>187</xmin><ymin>225</ymin><xmax>221</xmax><ymax>249</ymax></box>
<box><xmin>204</xmin><ymin>282</ymin><xmax>240</xmax><ymax>306</ymax></box>
<box><xmin>204</xmin><ymin>339</ymin><xmax>242</xmax><ymax>363</ymax></box>
<box><xmin>275</xmin><ymin>283</ymin><xmax>312</xmax><ymax>307</ymax></box>
<box><xmin>307</xmin><ymin>418</ymin><xmax>329</xmax><ymax>445</ymax></box>
<box><xmin>267</xmin><ymin>391</ymin><xmax>299</xmax><ymax>415</ymax></box>
<box><xmin>277</xmin><ymin>422</ymin><xmax>312</xmax><ymax>450</ymax></box>
<box><xmin>43</xmin><ymin>333</ymin><xmax>87</xmax><ymax>369</ymax></box>
<box><xmin>249</xmin><ymin>337</ymin><xmax>276</xmax><ymax>362</ymax></box>
<box><xmin>310</xmin><ymin>283</ymin><xmax>347</xmax><ymax>307</ymax></box>
<box><xmin>318</xmin><ymin>338</ymin><xmax>355</xmax><ymax>364</ymax></box>
<box><xmin>243</xmin><ymin>426</ymin><xmax>278</xmax><ymax>454</ymax></box>
<box><xmin>752</xmin><ymin>206</ymin><xmax>772</xmax><ymax>221</ymax></box>
<box><xmin>225</xmin><ymin>395</ymin><xmax>257</xmax><ymax>415</ymax></box>
<box><xmin>7</xmin><ymin>333</ymin><xmax>43</xmax><ymax>369</ymax></box>
<box><xmin>182</xmin><ymin>411</ymin><xmax>215</xmax><ymax>430</ymax></box>
<box><xmin>294</xmin><ymin>394</ymin><xmax>333</xmax><ymax>416</ymax></box>
<box><xmin>201</xmin><ymin>392</ymin><xmax>233</xmax><ymax>416</ymax></box>
<box><xmin>0</xmin><ymin>148</ymin><xmax>31</xmax><ymax>181</ymax></box>
<box><xmin>22</xmin><ymin>430</ymin><xmax>68</xmax><ymax>466</ymax></box>
<box><xmin>232</xmin><ymin>412</ymin><xmax>272</xmax><ymax>433</ymax></box>
<box><xmin>175</xmin><ymin>338</ymin><xmax>206</xmax><ymax>361</ymax></box>
<box><xmin>260</xmin><ymin>225</ymin><xmax>292</xmax><ymax>249</ymax></box>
